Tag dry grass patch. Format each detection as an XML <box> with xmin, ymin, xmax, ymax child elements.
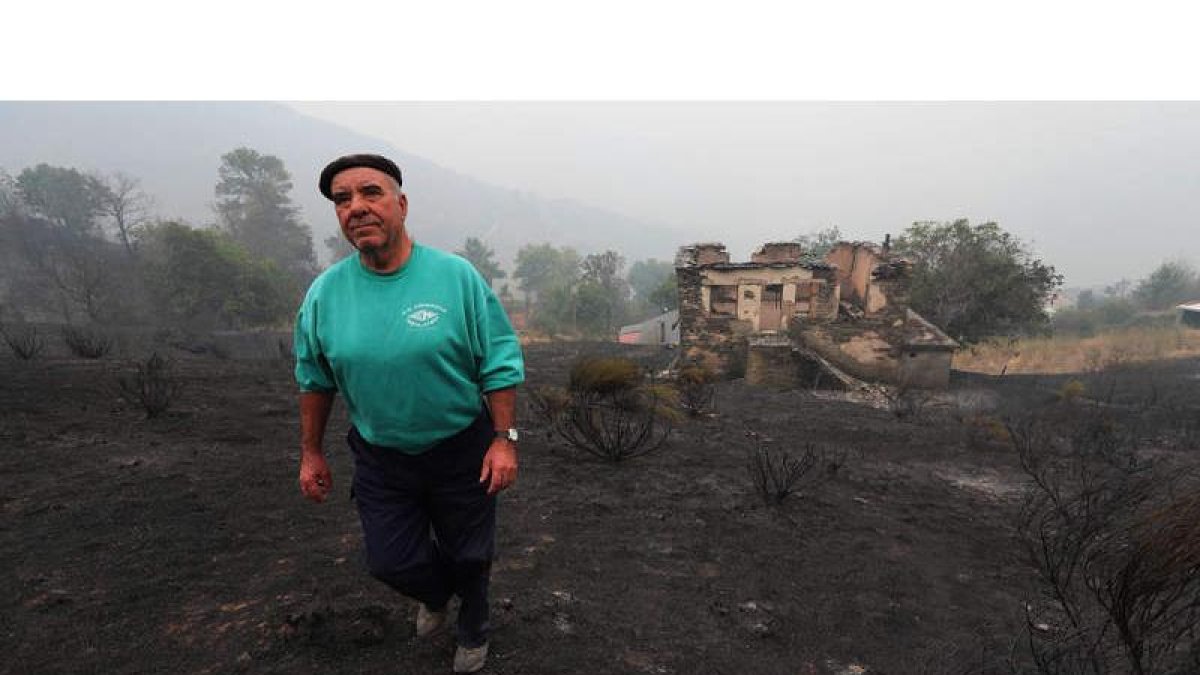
<box><xmin>954</xmin><ymin>325</ymin><xmax>1200</xmax><ymax>375</ymax></box>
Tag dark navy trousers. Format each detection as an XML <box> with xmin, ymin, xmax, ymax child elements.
<box><xmin>347</xmin><ymin>411</ymin><xmax>495</xmax><ymax>648</ymax></box>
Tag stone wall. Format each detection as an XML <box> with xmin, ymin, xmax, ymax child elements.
<box><xmin>794</xmin><ymin>318</ymin><xmax>901</xmax><ymax>383</ymax></box>
<box><xmin>750</xmin><ymin>242</ymin><xmax>804</xmax><ymax>264</ymax></box>
<box><xmin>676</xmin><ymin>240</ymin><xmax>952</xmax><ymax>388</ymax></box>
<box><xmin>825</xmin><ymin>242</ymin><xmax>912</xmax><ymax>319</ymax></box>
<box><xmin>676</xmin><ymin>261</ymin><xmax>748</xmax><ymax>374</ymax></box>
<box><xmin>745</xmin><ymin>341</ymin><xmax>799</xmax><ymax>389</ymax></box>
<box><xmin>898</xmin><ymin>350</ymin><xmax>953</xmax><ymax>388</ymax></box>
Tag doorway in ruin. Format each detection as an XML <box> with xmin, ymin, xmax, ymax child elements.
<box><xmin>760</xmin><ymin>284</ymin><xmax>783</xmax><ymax>330</ymax></box>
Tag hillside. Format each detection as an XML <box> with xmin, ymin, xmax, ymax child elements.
<box><xmin>0</xmin><ymin>102</ymin><xmax>685</xmax><ymax>266</ymax></box>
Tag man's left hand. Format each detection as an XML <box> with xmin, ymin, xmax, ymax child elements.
<box><xmin>480</xmin><ymin>439</ymin><xmax>518</xmax><ymax>496</ymax></box>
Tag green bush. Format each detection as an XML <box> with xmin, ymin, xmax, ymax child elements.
<box><xmin>569</xmin><ymin>357</ymin><xmax>642</xmax><ymax>395</ymax></box>
<box><xmin>135</xmin><ymin>221</ymin><xmax>295</xmax><ymax>330</ymax></box>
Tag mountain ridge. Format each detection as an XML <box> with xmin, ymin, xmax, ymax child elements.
<box><xmin>0</xmin><ymin>101</ymin><xmax>685</xmax><ymax>268</ymax></box>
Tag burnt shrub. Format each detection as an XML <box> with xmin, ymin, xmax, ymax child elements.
<box><xmin>746</xmin><ymin>441</ymin><xmax>816</xmax><ymax>505</ymax></box>
<box><xmin>675</xmin><ymin>362</ymin><xmax>717</xmax><ymax>417</ymax></box>
<box><xmin>1056</xmin><ymin>379</ymin><xmax>1087</xmax><ymax>402</ymax></box>
<box><xmin>528</xmin><ymin>384</ymin><xmax>571</xmax><ymax>430</ymax></box>
<box><xmin>725</xmin><ymin>344</ymin><xmax>747</xmax><ymax>379</ymax></box>
<box><xmin>61</xmin><ymin>325</ymin><xmax>113</xmax><ymax>359</ymax></box>
<box><xmin>1010</xmin><ymin>402</ymin><xmax>1200</xmax><ymax>675</ymax></box>
<box><xmin>118</xmin><ymin>352</ymin><xmax>182</xmax><ymax>418</ymax></box>
<box><xmin>744</xmin><ymin>434</ymin><xmax>841</xmax><ymax>505</ymax></box>
<box><xmin>539</xmin><ymin>356</ymin><xmax>676</xmax><ymax>462</ymax></box>
<box><xmin>961</xmin><ymin>413</ymin><xmax>1012</xmax><ymax>450</ymax></box>
<box><xmin>884</xmin><ymin>381</ymin><xmax>936</xmax><ymax>422</ymax></box>
<box><xmin>1</xmin><ymin>323</ymin><xmax>45</xmax><ymax>360</ymax></box>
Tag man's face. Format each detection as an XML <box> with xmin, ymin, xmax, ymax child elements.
<box><xmin>329</xmin><ymin>167</ymin><xmax>408</xmax><ymax>254</ymax></box>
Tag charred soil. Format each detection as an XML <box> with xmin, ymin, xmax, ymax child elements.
<box><xmin>3</xmin><ymin>342</ymin><xmax>1198</xmax><ymax>674</ymax></box>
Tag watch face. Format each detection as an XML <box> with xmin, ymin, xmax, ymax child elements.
<box><xmin>499</xmin><ymin>428</ymin><xmax>519</xmax><ymax>442</ymax></box>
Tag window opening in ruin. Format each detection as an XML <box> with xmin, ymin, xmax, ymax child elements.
<box><xmin>763</xmin><ymin>284</ymin><xmax>783</xmax><ymax>309</ymax></box>
<box><xmin>708</xmin><ymin>285</ymin><xmax>737</xmax><ymax>316</ymax></box>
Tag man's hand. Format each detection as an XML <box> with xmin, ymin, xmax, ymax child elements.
<box><xmin>299</xmin><ymin>391</ymin><xmax>335</xmax><ymax>503</ymax></box>
<box><xmin>299</xmin><ymin>451</ymin><xmax>333</xmax><ymax>503</ymax></box>
<box><xmin>479</xmin><ymin>439</ymin><xmax>518</xmax><ymax>496</ymax></box>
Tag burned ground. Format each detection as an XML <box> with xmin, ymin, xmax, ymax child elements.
<box><xmin>2</xmin><ymin>342</ymin><xmax>1198</xmax><ymax>674</ymax></box>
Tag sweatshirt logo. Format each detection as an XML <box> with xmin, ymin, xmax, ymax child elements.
<box><xmin>404</xmin><ymin>303</ymin><xmax>447</xmax><ymax>328</ymax></box>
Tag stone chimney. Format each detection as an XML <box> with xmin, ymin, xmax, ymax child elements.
<box><xmin>676</xmin><ymin>242</ymin><xmax>730</xmax><ymax>268</ymax></box>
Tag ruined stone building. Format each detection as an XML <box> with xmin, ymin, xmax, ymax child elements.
<box><xmin>675</xmin><ymin>240</ymin><xmax>957</xmax><ymax>389</ymax></box>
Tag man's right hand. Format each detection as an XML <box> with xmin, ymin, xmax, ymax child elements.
<box><xmin>299</xmin><ymin>451</ymin><xmax>333</xmax><ymax>503</ymax></box>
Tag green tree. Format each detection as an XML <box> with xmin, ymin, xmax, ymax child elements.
<box><xmin>647</xmin><ymin>274</ymin><xmax>678</xmax><ymax>312</ymax></box>
<box><xmin>15</xmin><ymin>164</ymin><xmax>108</xmax><ymax>236</ymax></box>
<box><xmin>577</xmin><ymin>251</ymin><xmax>629</xmax><ymax>337</ymax></box>
<box><xmin>1053</xmin><ymin>296</ymin><xmax>1138</xmax><ymax>337</ymax></box>
<box><xmin>1133</xmin><ymin>260</ymin><xmax>1198</xmax><ymax>310</ymax></box>
<box><xmin>514</xmin><ymin>244</ymin><xmax>580</xmax><ymax>297</ymax></box>
<box><xmin>534</xmin><ymin>284</ymin><xmax>577</xmax><ymax>336</ymax></box>
<box><xmin>214</xmin><ymin>147</ymin><xmax>317</xmax><ymax>283</ymax></box>
<box><xmin>794</xmin><ymin>225</ymin><xmax>842</xmax><ymax>258</ymax></box>
<box><xmin>628</xmin><ymin>258</ymin><xmax>674</xmax><ymax>315</ymax></box>
<box><xmin>514</xmin><ymin>243</ymin><xmax>581</xmax><ymax>330</ymax></box>
<box><xmin>895</xmin><ymin>219</ymin><xmax>1061</xmax><ymax>343</ymax></box>
<box><xmin>455</xmin><ymin>237</ymin><xmax>507</xmax><ymax>287</ymax></box>
<box><xmin>136</xmin><ymin>221</ymin><xmax>292</xmax><ymax>329</ymax></box>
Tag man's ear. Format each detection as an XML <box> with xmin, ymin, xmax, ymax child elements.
<box><xmin>398</xmin><ymin>193</ymin><xmax>408</xmax><ymax>217</ymax></box>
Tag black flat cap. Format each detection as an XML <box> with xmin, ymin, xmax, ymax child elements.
<box><xmin>318</xmin><ymin>154</ymin><xmax>403</xmax><ymax>199</ymax></box>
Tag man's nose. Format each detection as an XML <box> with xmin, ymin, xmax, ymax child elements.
<box><xmin>348</xmin><ymin>194</ymin><xmax>370</xmax><ymax>214</ymax></box>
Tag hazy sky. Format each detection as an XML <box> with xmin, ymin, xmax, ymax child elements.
<box><xmin>287</xmin><ymin>102</ymin><xmax>1197</xmax><ymax>288</ymax></box>
<box><xmin>7</xmin><ymin>2</ymin><xmax>1199</xmax><ymax>290</ymax></box>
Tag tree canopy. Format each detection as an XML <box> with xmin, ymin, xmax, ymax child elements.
<box><xmin>15</xmin><ymin>164</ymin><xmax>108</xmax><ymax>236</ymax></box>
<box><xmin>576</xmin><ymin>251</ymin><xmax>630</xmax><ymax>336</ymax></box>
<box><xmin>514</xmin><ymin>244</ymin><xmax>580</xmax><ymax>300</ymax></box>
<box><xmin>214</xmin><ymin>147</ymin><xmax>317</xmax><ymax>284</ymax></box>
<box><xmin>793</xmin><ymin>225</ymin><xmax>842</xmax><ymax>258</ymax></box>
<box><xmin>1133</xmin><ymin>260</ymin><xmax>1198</xmax><ymax>310</ymax></box>
<box><xmin>627</xmin><ymin>258</ymin><xmax>678</xmax><ymax>316</ymax></box>
<box><xmin>136</xmin><ymin>221</ymin><xmax>293</xmax><ymax>329</ymax></box>
<box><xmin>455</xmin><ymin>237</ymin><xmax>507</xmax><ymax>287</ymax></box>
<box><xmin>895</xmin><ymin>219</ymin><xmax>1061</xmax><ymax>343</ymax></box>
<box><xmin>512</xmin><ymin>243</ymin><xmax>587</xmax><ymax>335</ymax></box>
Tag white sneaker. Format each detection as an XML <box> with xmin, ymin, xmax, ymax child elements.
<box><xmin>452</xmin><ymin>642</ymin><xmax>489</xmax><ymax>673</ymax></box>
<box><xmin>415</xmin><ymin>603</ymin><xmax>447</xmax><ymax>638</ymax></box>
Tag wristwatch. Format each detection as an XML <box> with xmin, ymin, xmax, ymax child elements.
<box><xmin>495</xmin><ymin>428</ymin><xmax>519</xmax><ymax>443</ymax></box>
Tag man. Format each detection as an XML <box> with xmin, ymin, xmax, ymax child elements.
<box><xmin>294</xmin><ymin>154</ymin><xmax>524</xmax><ymax>673</ymax></box>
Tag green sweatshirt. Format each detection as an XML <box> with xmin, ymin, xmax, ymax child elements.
<box><xmin>294</xmin><ymin>244</ymin><xmax>525</xmax><ymax>453</ymax></box>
